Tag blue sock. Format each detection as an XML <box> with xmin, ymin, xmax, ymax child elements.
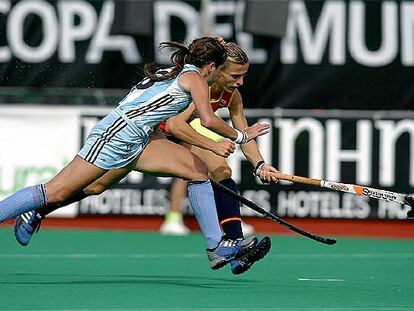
<box><xmin>212</xmin><ymin>178</ymin><xmax>243</xmax><ymax>240</ymax></box>
<box><xmin>0</xmin><ymin>185</ymin><xmax>47</xmax><ymax>222</ymax></box>
<box><xmin>187</xmin><ymin>180</ymin><xmax>222</xmax><ymax>249</ymax></box>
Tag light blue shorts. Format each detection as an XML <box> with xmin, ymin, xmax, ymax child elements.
<box><xmin>78</xmin><ymin>110</ymin><xmax>150</xmax><ymax>170</ymax></box>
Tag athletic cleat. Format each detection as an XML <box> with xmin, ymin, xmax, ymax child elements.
<box><xmin>207</xmin><ymin>238</ymin><xmax>243</xmax><ymax>270</ymax></box>
<box><xmin>14</xmin><ymin>210</ymin><xmax>43</xmax><ymax>246</ymax></box>
<box><xmin>229</xmin><ymin>236</ymin><xmax>259</xmax><ymax>274</ymax></box>
<box><xmin>230</xmin><ymin>236</ymin><xmax>271</xmax><ymax>275</ymax></box>
<box><xmin>237</xmin><ymin>236</ymin><xmax>258</xmax><ymax>255</ymax></box>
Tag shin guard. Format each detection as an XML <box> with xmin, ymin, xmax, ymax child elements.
<box><xmin>212</xmin><ymin>178</ymin><xmax>243</xmax><ymax>239</ymax></box>
<box><xmin>0</xmin><ymin>185</ymin><xmax>47</xmax><ymax>222</ymax></box>
<box><xmin>188</xmin><ymin>180</ymin><xmax>222</xmax><ymax>249</ymax></box>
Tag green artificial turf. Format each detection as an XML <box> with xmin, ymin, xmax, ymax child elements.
<box><xmin>0</xmin><ymin>229</ymin><xmax>413</xmax><ymax>310</ymax></box>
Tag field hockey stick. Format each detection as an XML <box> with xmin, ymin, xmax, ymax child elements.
<box><xmin>210</xmin><ymin>180</ymin><xmax>337</xmax><ymax>245</ymax></box>
<box><xmin>270</xmin><ymin>172</ymin><xmax>414</xmax><ymax>218</ymax></box>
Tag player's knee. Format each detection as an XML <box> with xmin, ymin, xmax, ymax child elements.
<box><xmin>191</xmin><ymin>166</ymin><xmax>209</xmax><ymax>181</ymax></box>
<box><xmin>187</xmin><ymin>157</ymin><xmax>209</xmax><ymax>181</ymax></box>
<box><xmin>221</xmin><ymin>166</ymin><xmax>232</xmax><ymax>179</ymax></box>
<box><xmin>211</xmin><ymin>165</ymin><xmax>232</xmax><ymax>181</ymax></box>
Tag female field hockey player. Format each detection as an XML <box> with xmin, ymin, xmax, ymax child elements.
<box><xmin>160</xmin><ymin>42</ymin><xmax>279</xmax><ymax>274</ymax></box>
<box><xmin>0</xmin><ymin>37</ymin><xmax>270</xmax><ymax>269</ymax></box>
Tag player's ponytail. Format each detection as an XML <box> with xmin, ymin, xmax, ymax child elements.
<box><xmin>144</xmin><ymin>37</ymin><xmax>227</xmax><ymax>81</ymax></box>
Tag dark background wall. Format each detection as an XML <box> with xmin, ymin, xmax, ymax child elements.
<box><xmin>0</xmin><ymin>0</ymin><xmax>413</xmax><ymax>110</ymax></box>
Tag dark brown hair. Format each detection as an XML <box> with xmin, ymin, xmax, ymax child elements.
<box><xmin>144</xmin><ymin>37</ymin><xmax>227</xmax><ymax>81</ymax></box>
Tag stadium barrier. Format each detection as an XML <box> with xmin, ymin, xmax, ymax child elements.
<box><xmin>1</xmin><ymin>105</ymin><xmax>414</xmax><ymax>222</ymax></box>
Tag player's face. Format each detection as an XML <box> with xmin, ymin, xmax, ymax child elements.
<box><xmin>216</xmin><ymin>62</ymin><xmax>249</xmax><ymax>91</ymax></box>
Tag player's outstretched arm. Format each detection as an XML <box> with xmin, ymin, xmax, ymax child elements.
<box><xmin>181</xmin><ymin>71</ymin><xmax>270</xmax><ymax>143</ymax></box>
<box><xmin>165</xmin><ymin>104</ymin><xmax>235</xmax><ymax>158</ymax></box>
<box><xmin>228</xmin><ymin>90</ymin><xmax>279</xmax><ymax>183</ymax></box>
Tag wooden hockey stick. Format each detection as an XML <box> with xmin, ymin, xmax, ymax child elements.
<box><xmin>270</xmin><ymin>172</ymin><xmax>414</xmax><ymax>218</ymax></box>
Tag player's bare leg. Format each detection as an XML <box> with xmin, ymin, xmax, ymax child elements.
<box><xmin>14</xmin><ymin>165</ymin><xmax>131</xmax><ymax>246</ymax></box>
<box><xmin>131</xmin><ymin>134</ymin><xmax>242</xmax><ymax>269</ymax></box>
<box><xmin>0</xmin><ymin>155</ymin><xmax>106</xmax><ymax>223</ymax></box>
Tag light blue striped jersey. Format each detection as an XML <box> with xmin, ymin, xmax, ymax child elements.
<box><xmin>116</xmin><ymin>64</ymin><xmax>199</xmax><ymax>135</ymax></box>
<box><xmin>78</xmin><ymin>64</ymin><xmax>202</xmax><ymax>169</ymax></box>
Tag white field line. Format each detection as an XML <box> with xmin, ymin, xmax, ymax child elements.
<box><xmin>0</xmin><ymin>253</ymin><xmax>413</xmax><ymax>259</ymax></box>
<box><xmin>297</xmin><ymin>278</ymin><xmax>345</xmax><ymax>282</ymax></box>
<box><xmin>0</xmin><ymin>308</ymin><xmax>412</xmax><ymax>311</ymax></box>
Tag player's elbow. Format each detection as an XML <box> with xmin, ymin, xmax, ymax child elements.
<box><xmin>199</xmin><ymin>115</ymin><xmax>215</xmax><ymax>129</ymax></box>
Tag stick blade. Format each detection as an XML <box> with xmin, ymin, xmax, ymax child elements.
<box><xmin>325</xmin><ymin>238</ymin><xmax>337</xmax><ymax>245</ymax></box>
<box><xmin>312</xmin><ymin>236</ymin><xmax>337</xmax><ymax>245</ymax></box>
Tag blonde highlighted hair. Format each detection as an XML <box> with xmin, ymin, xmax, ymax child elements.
<box><xmin>225</xmin><ymin>42</ymin><xmax>249</xmax><ymax>65</ymax></box>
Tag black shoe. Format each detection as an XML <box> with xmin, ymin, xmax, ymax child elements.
<box><xmin>230</xmin><ymin>236</ymin><xmax>271</xmax><ymax>275</ymax></box>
